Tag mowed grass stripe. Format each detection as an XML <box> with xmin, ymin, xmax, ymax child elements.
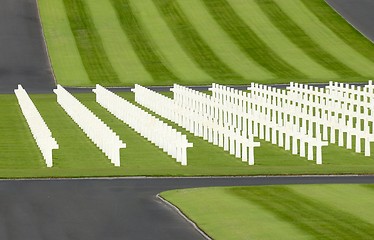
<box><xmin>38</xmin><ymin>0</ymin><xmax>90</xmax><ymax>86</ymax></box>
<box><xmin>161</xmin><ymin>187</ymin><xmax>309</xmax><ymax>240</ymax></box>
<box><xmin>110</xmin><ymin>0</ymin><xmax>179</xmax><ymax>83</ymax></box>
<box><xmin>63</xmin><ymin>0</ymin><xmax>119</xmax><ymax>84</ymax></box>
<box><xmin>274</xmin><ymin>0</ymin><xmax>374</xmax><ymax>77</ymax></box>
<box><xmin>302</xmin><ymin>0</ymin><xmax>374</xmax><ymax>63</ymax></box>
<box><xmin>0</xmin><ymin>95</ymin><xmax>44</xmax><ymax>168</ymax></box>
<box><xmin>153</xmin><ymin>0</ymin><xmax>244</xmax><ymax>82</ymax></box>
<box><xmin>226</xmin><ymin>0</ymin><xmax>336</xmax><ymax>80</ymax></box>
<box><xmin>176</xmin><ymin>0</ymin><xmax>273</xmax><ymax>81</ymax></box>
<box><xmin>84</xmin><ymin>0</ymin><xmax>153</xmax><ymax>85</ymax></box>
<box><xmin>202</xmin><ymin>0</ymin><xmax>306</xmax><ymax>79</ymax></box>
<box><xmin>33</xmin><ymin>94</ymin><xmax>114</xmax><ymax>168</ymax></box>
<box><xmin>232</xmin><ymin>186</ymin><xmax>374</xmax><ymax>239</ymax></box>
<box><xmin>129</xmin><ymin>0</ymin><xmax>212</xmax><ymax>83</ymax></box>
<box><xmin>256</xmin><ymin>0</ymin><xmax>360</xmax><ymax>78</ymax></box>
<box><xmin>291</xmin><ymin>184</ymin><xmax>374</xmax><ymax>225</ymax></box>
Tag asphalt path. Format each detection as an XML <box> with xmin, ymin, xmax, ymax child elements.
<box><xmin>0</xmin><ymin>0</ymin><xmax>55</xmax><ymax>94</ymax></box>
<box><xmin>326</xmin><ymin>0</ymin><xmax>374</xmax><ymax>43</ymax></box>
<box><xmin>0</xmin><ymin>176</ymin><xmax>373</xmax><ymax>240</ymax></box>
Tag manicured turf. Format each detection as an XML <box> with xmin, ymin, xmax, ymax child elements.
<box><xmin>161</xmin><ymin>184</ymin><xmax>374</xmax><ymax>239</ymax></box>
<box><xmin>129</xmin><ymin>0</ymin><xmax>211</xmax><ymax>82</ymax></box>
<box><xmin>153</xmin><ymin>0</ymin><xmax>243</xmax><ymax>82</ymax></box>
<box><xmin>256</xmin><ymin>0</ymin><xmax>359</xmax><ymax>78</ymax></box>
<box><xmin>2</xmin><ymin>93</ymin><xmax>374</xmax><ymax>178</ymax></box>
<box><xmin>225</xmin><ymin>0</ymin><xmax>335</xmax><ymax>80</ymax></box>
<box><xmin>63</xmin><ymin>0</ymin><xmax>119</xmax><ymax>84</ymax></box>
<box><xmin>110</xmin><ymin>0</ymin><xmax>179</xmax><ymax>83</ymax></box>
<box><xmin>274</xmin><ymin>0</ymin><xmax>374</xmax><ymax>77</ymax></box>
<box><xmin>38</xmin><ymin>0</ymin><xmax>90</xmax><ymax>86</ymax></box>
<box><xmin>301</xmin><ymin>0</ymin><xmax>374</xmax><ymax>63</ymax></box>
<box><xmin>85</xmin><ymin>0</ymin><xmax>153</xmax><ymax>84</ymax></box>
<box><xmin>202</xmin><ymin>0</ymin><xmax>305</xmax><ymax>79</ymax></box>
<box><xmin>38</xmin><ymin>0</ymin><xmax>374</xmax><ymax>86</ymax></box>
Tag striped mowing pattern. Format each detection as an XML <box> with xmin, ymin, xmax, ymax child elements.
<box><xmin>130</xmin><ymin>0</ymin><xmax>213</xmax><ymax>82</ymax></box>
<box><xmin>62</xmin><ymin>0</ymin><xmax>120</xmax><ymax>84</ymax></box>
<box><xmin>110</xmin><ymin>0</ymin><xmax>179</xmax><ymax>83</ymax></box>
<box><xmin>255</xmin><ymin>0</ymin><xmax>360</xmax><ymax>78</ymax></box>
<box><xmin>226</xmin><ymin>0</ymin><xmax>336</xmax><ymax>79</ymax></box>
<box><xmin>201</xmin><ymin>0</ymin><xmax>306</xmax><ymax>79</ymax></box>
<box><xmin>153</xmin><ymin>0</ymin><xmax>244</xmax><ymax>81</ymax></box>
<box><xmin>274</xmin><ymin>0</ymin><xmax>374</xmax><ymax>77</ymax></box>
<box><xmin>162</xmin><ymin>185</ymin><xmax>374</xmax><ymax>239</ymax></box>
<box><xmin>301</xmin><ymin>0</ymin><xmax>374</xmax><ymax>63</ymax></box>
<box><xmin>232</xmin><ymin>186</ymin><xmax>374</xmax><ymax>239</ymax></box>
<box><xmin>39</xmin><ymin>0</ymin><xmax>374</xmax><ymax>86</ymax></box>
<box><xmin>176</xmin><ymin>0</ymin><xmax>272</xmax><ymax>81</ymax></box>
<box><xmin>84</xmin><ymin>0</ymin><xmax>153</xmax><ymax>84</ymax></box>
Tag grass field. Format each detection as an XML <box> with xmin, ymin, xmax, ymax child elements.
<box><xmin>2</xmin><ymin>92</ymin><xmax>374</xmax><ymax>178</ymax></box>
<box><xmin>38</xmin><ymin>0</ymin><xmax>374</xmax><ymax>86</ymax></box>
<box><xmin>161</xmin><ymin>184</ymin><xmax>374</xmax><ymax>239</ymax></box>
<box><xmin>3</xmin><ymin>0</ymin><xmax>374</xmax><ymax>177</ymax></box>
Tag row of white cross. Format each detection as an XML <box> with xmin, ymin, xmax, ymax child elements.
<box><xmin>14</xmin><ymin>85</ymin><xmax>58</xmax><ymax>167</ymax></box>
<box><xmin>135</xmin><ymin>82</ymin><xmax>374</xmax><ymax>165</ymax></box>
<box><xmin>94</xmin><ymin>85</ymin><xmax>192</xmax><ymax>165</ymax></box>
<box><xmin>177</xmin><ymin>83</ymin><xmax>325</xmax><ymax>163</ymax></box>
<box><xmin>133</xmin><ymin>84</ymin><xmax>260</xmax><ymax>165</ymax></box>
<box><xmin>15</xmin><ymin>81</ymin><xmax>374</xmax><ymax>167</ymax></box>
<box><xmin>54</xmin><ymin>85</ymin><xmax>126</xmax><ymax>166</ymax></box>
<box><xmin>244</xmin><ymin>83</ymin><xmax>328</xmax><ymax>163</ymax></box>
<box><xmin>289</xmin><ymin>81</ymin><xmax>374</xmax><ymax>156</ymax></box>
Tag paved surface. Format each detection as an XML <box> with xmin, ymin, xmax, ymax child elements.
<box><xmin>326</xmin><ymin>0</ymin><xmax>374</xmax><ymax>43</ymax></box>
<box><xmin>0</xmin><ymin>0</ymin><xmax>55</xmax><ymax>94</ymax></box>
<box><xmin>0</xmin><ymin>176</ymin><xmax>373</xmax><ymax>240</ymax></box>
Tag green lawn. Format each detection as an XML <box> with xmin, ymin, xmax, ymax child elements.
<box><xmin>2</xmin><ymin>93</ymin><xmax>374</xmax><ymax>178</ymax></box>
<box><xmin>161</xmin><ymin>184</ymin><xmax>374</xmax><ymax>239</ymax></box>
<box><xmin>38</xmin><ymin>0</ymin><xmax>374</xmax><ymax>86</ymax></box>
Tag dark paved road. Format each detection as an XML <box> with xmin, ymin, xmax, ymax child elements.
<box><xmin>1</xmin><ymin>176</ymin><xmax>374</xmax><ymax>240</ymax></box>
<box><xmin>0</xmin><ymin>0</ymin><xmax>55</xmax><ymax>94</ymax></box>
<box><xmin>326</xmin><ymin>0</ymin><xmax>374</xmax><ymax>42</ymax></box>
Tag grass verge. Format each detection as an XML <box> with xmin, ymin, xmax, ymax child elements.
<box><xmin>161</xmin><ymin>184</ymin><xmax>374</xmax><ymax>239</ymax></box>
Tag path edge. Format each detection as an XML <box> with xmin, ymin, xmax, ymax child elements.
<box><xmin>157</xmin><ymin>193</ymin><xmax>212</xmax><ymax>240</ymax></box>
<box><xmin>34</xmin><ymin>0</ymin><xmax>58</xmax><ymax>87</ymax></box>
<box><xmin>324</xmin><ymin>0</ymin><xmax>374</xmax><ymax>44</ymax></box>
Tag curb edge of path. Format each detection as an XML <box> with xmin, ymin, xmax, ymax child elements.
<box><xmin>157</xmin><ymin>194</ymin><xmax>212</xmax><ymax>240</ymax></box>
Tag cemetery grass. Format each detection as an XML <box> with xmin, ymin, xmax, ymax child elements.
<box><xmin>161</xmin><ymin>184</ymin><xmax>374</xmax><ymax>240</ymax></box>
<box><xmin>2</xmin><ymin>93</ymin><xmax>374</xmax><ymax>178</ymax></box>
<box><xmin>38</xmin><ymin>0</ymin><xmax>374</xmax><ymax>87</ymax></box>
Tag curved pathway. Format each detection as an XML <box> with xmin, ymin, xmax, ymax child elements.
<box><xmin>0</xmin><ymin>0</ymin><xmax>55</xmax><ymax>94</ymax></box>
<box><xmin>0</xmin><ymin>176</ymin><xmax>373</xmax><ymax>240</ymax></box>
<box><xmin>326</xmin><ymin>0</ymin><xmax>374</xmax><ymax>42</ymax></box>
